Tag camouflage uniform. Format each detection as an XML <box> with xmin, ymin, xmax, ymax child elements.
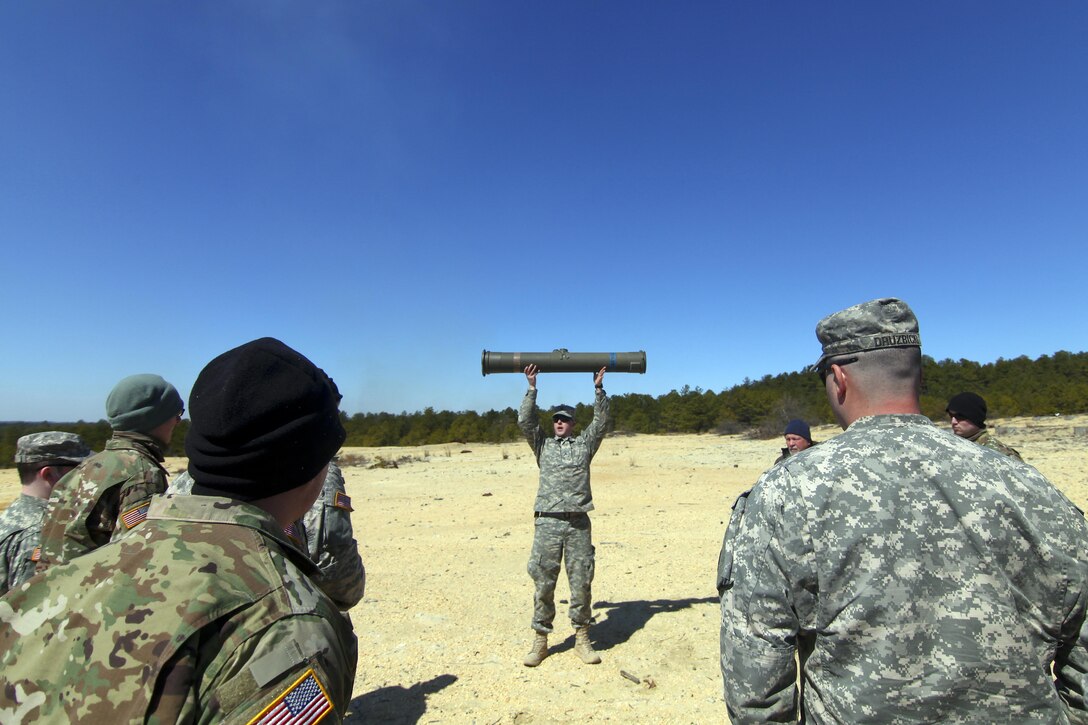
<box><xmin>0</xmin><ymin>495</ymin><xmax>48</xmax><ymax>596</ymax></box>
<box><xmin>168</xmin><ymin>462</ymin><xmax>365</xmax><ymax>610</ymax></box>
<box><xmin>0</xmin><ymin>494</ymin><xmax>357</xmax><ymax>723</ymax></box>
<box><xmin>36</xmin><ymin>430</ymin><xmax>169</xmax><ymax>570</ymax></box>
<box><xmin>302</xmin><ymin>462</ymin><xmax>366</xmax><ymax>610</ymax></box>
<box><xmin>719</xmin><ymin>414</ymin><xmax>1088</xmax><ymax>724</ymax></box>
<box><xmin>518</xmin><ymin>387</ymin><xmax>609</xmax><ymax>633</ymax></box>
<box><xmin>967</xmin><ymin>427</ymin><xmax>1024</xmax><ymax>461</ymax></box>
<box><xmin>1</xmin><ymin>431</ymin><xmax>93</xmax><ymax>595</ymax></box>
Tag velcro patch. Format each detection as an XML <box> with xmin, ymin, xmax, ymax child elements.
<box><xmin>333</xmin><ymin>491</ymin><xmax>353</xmax><ymax>511</ymax></box>
<box><xmin>284</xmin><ymin>523</ymin><xmax>305</xmax><ymax>548</ymax></box>
<box><xmin>121</xmin><ymin>502</ymin><xmax>150</xmax><ymax>530</ymax></box>
<box><xmin>30</xmin><ymin>546</ymin><xmax>42</xmax><ymax>562</ymax></box>
<box><xmin>247</xmin><ymin>669</ymin><xmax>332</xmax><ymax>725</ymax></box>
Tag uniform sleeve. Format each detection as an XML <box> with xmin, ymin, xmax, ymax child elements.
<box><xmin>580</xmin><ymin>389</ymin><xmax>610</xmax><ymax>457</ymax></box>
<box><xmin>195</xmin><ymin>612</ymin><xmax>358</xmax><ymax>725</ymax></box>
<box><xmin>1053</xmin><ymin>521</ymin><xmax>1088</xmax><ymax>723</ymax></box>
<box><xmin>517</xmin><ymin>389</ymin><xmax>546</xmax><ymax>461</ymax></box>
<box><xmin>716</xmin><ymin>489</ymin><xmax>750</xmax><ymax>597</ymax></box>
<box><xmin>304</xmin><ymin>465</ymin><xmax>365</xmax><ymax>610</ymax></box>
<box><xmin>110</xmin><ymin>467</ymin><xmax>169</xmax><ymax>541</ymax></box>
<box><xmin>720</xmin><ymin>469</ymin><xmax>814</xmax><ymax>724</ymax></box>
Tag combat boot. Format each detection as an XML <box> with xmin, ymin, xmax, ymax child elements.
<box><xmin>573</xmin><ymin>626</ymin><xmax>601</xmax><ymax>665</ymax></box>
<box><xmin>523</xmin><ymin>632</ymin><xmax>549</xmax><ymax>667</ymax></box>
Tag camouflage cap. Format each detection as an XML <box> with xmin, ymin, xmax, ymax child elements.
<box><xmin>550</xmin><ymin>404</ymin><xmax>576</xmax><ymax>421</ymax></box>
<box><xmin>15</xmin><ymin>431</ymin><xmax>94</xmax><ymax>465</ymax></box>
<box><xmin>812</xmin><ymin>297</ymin><xmax>921</xmax><ymax>369</ymax></box>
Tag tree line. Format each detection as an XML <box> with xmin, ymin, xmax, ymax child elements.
<box><xmin>3</xmin><ymin>351</ymin><xmax>1086</xmax><ymax>466</ymax></box>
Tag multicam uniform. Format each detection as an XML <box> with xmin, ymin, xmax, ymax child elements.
<box><xmin>36</xmin><ymin>431</ymin><xmax>169</xmax><ymax>570</ymax></box>
<box><xmin>0</xmin><ymin>495</ymin><xmax>48</xmax><ymax>595</ymax></box>
<box><xmin>518</xmin><ymin>387</ymin><xmax>609</xmax><ymax>634</ymax></box>
<box><xmin>967</xmin><ymin>427</ymin><xmax>1024</xmax><ymax>461</ymax></box>
<box><xmin>719</xmin><ymin>414</ymin><xmax>1088</xmax><ymax>724</ymax></box>
<box><xmin>169</xmin><ymin>462</ymin><xmax>365</xmax><ymax>610</ymax></box>
<box><xmin>0</xmin><ymin>494</ymin><xmax>357</xmax><ymax>724</ymax></box>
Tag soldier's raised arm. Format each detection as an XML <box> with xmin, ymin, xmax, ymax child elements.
<box><xmin>518</xmin><ymin>365</ymin><xmax>546</xmax><ymax>459</ymax></box>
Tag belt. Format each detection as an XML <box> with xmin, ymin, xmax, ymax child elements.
<box><xmin>534</xmin><ymin>511</ymin><xmax>586</xmax><ymax>520</ymax></box>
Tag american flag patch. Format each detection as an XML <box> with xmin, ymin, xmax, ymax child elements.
<box><xmin>121</xmin><ymin>502</ymin><xmax>150</xmax><ymax>529</ymax></box>
<box><xmin>284</xmin><ymin>523</ymin><xmax>304</xmax><ymax>548</ymax></box>
<box><xmin>30</xmin><ymin>546</ymin><xmax>41</xmax><ymax>562</ymax></box>
<box><xmin>333</xmin><ymin>491</ymin><xmax>353</xmax><ymax>511</ymax></box>
<box><xmin>248</xmin><ymin>669</ymin><xmax>332</xmax><ymax>725</ymax></box>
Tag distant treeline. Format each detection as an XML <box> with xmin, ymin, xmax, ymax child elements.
<box><xmin>3</xmin><ymin>351</ymin><xmax>1086</xmax><ymax>466</ymax></box>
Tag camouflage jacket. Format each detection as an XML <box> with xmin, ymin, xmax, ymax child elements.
<box><xmin>719</xmin><ymin>414</ymin><xmax>1088</xmax><ymax>724</ymax></box>
<box><xmin>169</xmin><ymin>462</ymin><xmax>365</xmax><ymax>611</ymax></box>
<box><xmin>0</xmin><ymin>494</ymin><xmax>48</xmax><ymax>596</ymax></box>
<box><xmin>968</xmin><ymin>427</ymin><xmax>1024</xmax><ymax>461</ymax></box>
<box><xmin>36</xmin><ymin>431</ymin><xmax>169</xmax><ymax>570</ymax></box>
<box><xmin>0</xmin><ymin>494</ymin><xmax>358</xmax><ymax>724</ymax></box>
<box><xmin>518</xmin><ymin>387</ymin><xmax>609</xmax><ymax>512</ymax></box>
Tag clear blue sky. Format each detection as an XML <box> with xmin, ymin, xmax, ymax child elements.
<box><xmin>2</xmin><ymin>2</ymin><xmax>1085</xmax><ymax>422</ymax></box>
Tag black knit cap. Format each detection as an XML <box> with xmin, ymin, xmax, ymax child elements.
<box><xmin>946</xmin><ymin>392</ymin><xmax>988</xmax><ymax>429</ymax></box>
<box><xmin>186</xmin><ymin>337</ymin><xmax>346</xmax><ymax>501</ymax></box>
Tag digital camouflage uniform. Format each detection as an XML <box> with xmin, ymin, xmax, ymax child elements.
<box><xmin>518</xmin><ymin>387</ymin><xmax>609</xmax><ymax>633</ymax></box>
<box><xmin>0</xmin><ymin>495</ymin><xmax>48</xmax><ymax>596</ymax></box>
<box><xmin>36</xmin><ymin>430</ymin><xmax>169</xmax><ymax>570</ymax></box>
<box><xmin>1</xmin><ymin>431</ymin><xmax>93</xmax><ymax>595</ymax></box>
<box><xmin>719</xmin><ymin>414</ymin><xmax>1088</xmax><ymax>724</ymax></box>
<box><xmin>967</xmin><ymin>427</ymin><xmax>1024</xmax><ymax>461</ymax></box>
<box><xmin>169</xmin><ymin>462</ymin><xmax>365</xmax><ymax>610</ymax></box>
<box><xmin>0</xmin><ymin>494</ymin><xmax>357</xmax><ymax>724</ymax></box>
<box><xmin>301</xmin><ymin>462</ymin><xmax>366</xmax><ymax>610</ymax></box>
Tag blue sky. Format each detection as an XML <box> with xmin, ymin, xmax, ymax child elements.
<box><xmin>2</xmin><ymin>2</ymin><xmax>1085</xmax><ymax>422</ymax></box>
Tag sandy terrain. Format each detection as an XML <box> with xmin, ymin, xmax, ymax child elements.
<box><xmin>1</xmin><ymin>415</ymin><xmax>1086</xmax><ymax>723</ymax></box>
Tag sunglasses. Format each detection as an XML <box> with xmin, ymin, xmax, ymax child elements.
<box><xmin>817</xmin><ymin>356</ymin><xmax>858</xmax><ymax>383</ymax></box>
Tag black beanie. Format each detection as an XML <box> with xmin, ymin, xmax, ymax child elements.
<box><xmin>946</xmin><ymin>392</ymin><xmax>987</xmax><ymax>429</ymax></box>
<box><xmin>186</xmin><ymin>337</ymin><xmax>346</xmax><ymax>501</ymax></box>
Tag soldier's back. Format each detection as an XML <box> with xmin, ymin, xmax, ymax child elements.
<box><xmin>37</xmin><ymin>434</ymin><xmax>168</xmax><ymax>569</ymax></box>
<box><xmin>0</xmin><ymin>494</ymin><xmax>357</xmax><ymax>724</ymax></box>
<box><xmin>771</xmin><ymin>413</ymin><xmax>1088</xmax><ymax>722</ymax></box>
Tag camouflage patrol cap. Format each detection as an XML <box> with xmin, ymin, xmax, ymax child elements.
<box><xmin>15</xmin><ymin>431</ymin><xmax>93</xmax><ymax>465</ymax></box>
<box><xmin>550</xmin><ymin>405</ymin><xmax>576</xmax><ymax>421</ymax></box>
<box><xmin>813</xmin><ymin>297</ymin><xmax>921</xmax><ymax>369</ymax></box>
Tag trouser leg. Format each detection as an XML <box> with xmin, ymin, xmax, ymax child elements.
<box><xmin>527</xmin><ymin>517</ymin><xmax>563</xmax><ymax>634</ymax></box>
<box><xmin>564</xmin><ymin>513</ymin><xmax>595</xmax><ymax>628</ymax></box>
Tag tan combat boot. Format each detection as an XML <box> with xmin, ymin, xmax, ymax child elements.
<box><xmin>523</xmin><ymin>632</ymin><xmax>549</xmax><ymax>667</ymax></box>
<box><xmin>573</xmin><ymin>626</ymin><xmax>601</xmax><ymax>665</ymax></box>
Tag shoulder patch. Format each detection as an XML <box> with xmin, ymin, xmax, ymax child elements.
<box><xmin>284</xmin><ymin>522</ymin><xmax>305</xmax><ymax>548</ymax></box>
<box><xmin>121</xmin><ymin>502</ymin><xmax>150</xmax><ymax>529</ymax></box>
<box><xmin>333</xmin><ymin>491</ymin><xmax>353</xmax><ymax>512</ymax></box>
<box><xmin>247</xmin><ymin>669</ymin><xmax>333</xmax><ymax>724</ymax></box>
<box><xmin>31</xmin><ymin>546</ymin><xmax>42</xmax><ymax>561</ymax></box>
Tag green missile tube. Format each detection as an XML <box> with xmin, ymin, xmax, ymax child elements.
<box><xmin>482</xmin><ymin>349</ymin><xmax>647</xmax><ymax>376</ymax></box>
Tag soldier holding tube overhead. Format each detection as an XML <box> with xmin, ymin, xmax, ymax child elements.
<box><xmin>518</xmin><ymin>363</ymin><xmax>609</xmax><ymax>667</ymax></box>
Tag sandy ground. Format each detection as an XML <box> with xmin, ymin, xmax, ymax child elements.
<box><xmin>2</xmin><ymin>415</ymin><xmax>1086</xmax><ymax>724</ymax></box>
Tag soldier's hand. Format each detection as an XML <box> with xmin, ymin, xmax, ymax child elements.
<box><xmin>525</xmin><ymin>364</ymin><xmax>539</xmax><ymax>387</ymax></box>
<box><xmin>594</xmin><ymin>366</ymin><xmax>606</xmax><ymax>388</ymax></box>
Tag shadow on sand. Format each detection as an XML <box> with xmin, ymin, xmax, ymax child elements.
<box><xmin>550</xmin><ymin>595</ymin><xmax>718</xmax><ymax>655</ymax></box>
<box><xmin>346</xmin><ymin>673</ymin><xmax>457</xmax><ymax>724</ymax></box>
